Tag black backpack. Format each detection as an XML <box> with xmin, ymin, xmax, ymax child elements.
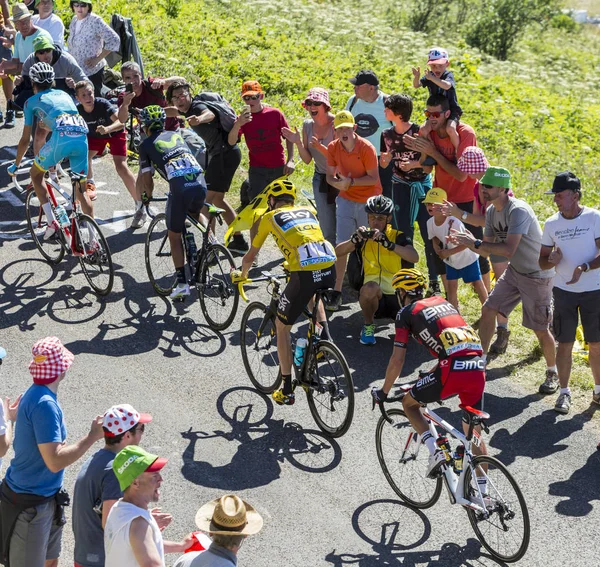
<box><xmin>192</xmin><ymin>92</ymin><xmax>237</xmax><ymax>133</ymax></box>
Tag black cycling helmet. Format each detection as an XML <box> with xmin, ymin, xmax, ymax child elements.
<box><xmin>29</xmin><ymin>62</ymin><xmax>55</xmax><ymax>85</ymax></box>
<box><xmin>365</xmin><ymin>195</ymin><xmax>394</xmax><ymax>216</ymax></box>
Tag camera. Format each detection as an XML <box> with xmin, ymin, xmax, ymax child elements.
<box><xmin>359</xmin><ymin>228</ymin><xmax>376</xmax><ymax>239</ymax></box>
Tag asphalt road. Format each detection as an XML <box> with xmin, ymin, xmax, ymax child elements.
<box><xmin>0</xmin><ymin>120</ymin><xmax>599</xmax><ymax>567</ymax></box>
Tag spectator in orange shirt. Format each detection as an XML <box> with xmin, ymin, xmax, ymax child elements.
<box><xmin>326</xmin><ymin>110</ymin><xmax>381</xmax><ymax>310</ymax></box>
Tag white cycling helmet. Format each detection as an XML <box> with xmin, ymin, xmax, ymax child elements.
<box><xmin>29</xmin><ymin>61</ymin><xmax>55</xmax><ymax>85</ymax></box>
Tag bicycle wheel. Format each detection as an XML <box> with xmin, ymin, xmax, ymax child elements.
<box><xmin>25</xmin><ymin>190</ymin><xmax>65</xmax><ymax>264</ymax></box>
<box><xmin>145</xmin><ymin>213</ymin><xmax>176</xmax><ymax>296</ymax></box>
<box><xmin>77</xmin><ymin>215</ymin><xmax>114</xmax><ymax>296</ymax></box>
<box><xmin>463</xmin><ymin>455</ymin><xmax>530</xmax><ymax>563</ymax></box>
<box><xmin>375</xmin><ymin>408</ymin><xmax>443</xmax><ymax>508</ymax></box>
<box><xmin>197</xmin><ymin>243</ymin><xmax>238</xmax><ymax>331</ymax></box>
<box><xmin>240</xmin><ymin>302</ymin><xmax>282</xmax><ymax>394</ymax></box>
<box><xmin>306</xmin><ymin>340</ymin><xmax>354</xmax><ymax>438</ymax></box>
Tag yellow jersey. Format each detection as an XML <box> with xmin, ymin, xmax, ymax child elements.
<box><xmin>252</xmin><ymin>205</ymin><xmax>336</xmax><ymax>272</ymax></box>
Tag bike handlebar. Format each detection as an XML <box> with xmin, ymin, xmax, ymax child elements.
<box><xmin>372</xmin><ymin>391</ymin><xmax>405</xmax><ymax>424</ymax></box>
<box><xmin>234</xmin><ymin>272</ymin><xmax>288</xmax><ymax>303</ymax></box>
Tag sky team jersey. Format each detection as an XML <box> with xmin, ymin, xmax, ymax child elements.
<box><xmin>252</xmin><ymin>205</ymin><xmax>336</xmax><ymax>272</ymax></box>
<box><xmin>394</xmin><ymin>295</ymin><xmax>482</xmax><ymax>359</ymax></box>
<box><xmin>24</xmin><ymin>89</ymin><xmax>88</xmax><ymax>134</ymax></box>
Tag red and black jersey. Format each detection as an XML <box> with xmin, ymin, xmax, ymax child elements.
<box><xmin>394</xmin><ymin>296</ymin><xmax>483</xmax><ymax>359</ymax></box>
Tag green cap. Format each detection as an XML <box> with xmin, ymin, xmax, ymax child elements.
<box><xmin>32</xmin><ymin>35</ymin><xmax>54</xmax><ymax>53</ymax></box>
<box><xmin>480</xmin><ymin>166</ymin><xmax>512</xmax><ymax>189</ymax></box>
<box><xmin>112</xmin><ymin>446</ymin><xmax>168</xmax><ymax>491</ymax></box>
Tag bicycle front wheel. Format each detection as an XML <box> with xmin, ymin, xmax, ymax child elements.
<box><xmin>145</xmin><ymin>213</ymin><xmax>176</xmax><ymax>296</ymax></box>
<box><xmin>306</xmin><ymin>340</ymin><xmax>354</xmax><ymax>438</ymax></box>
<box><xmin>240</xmin><ymin>302</ymin><xmax>282</xmax><ymax>394</ymax></box>
<box><xmin>25</xmin><ymin>190</ymin><xmax>65</xmax><ymax>264</ymax></box>
<box><xmin>77</xmin><ymin>215</ymin><xmax>114</xmax><ymax>296</ymax></box>
<box><xmin>464</xmin><ymin>455</ymin><xmax>530</xmax><ymax>563</ymax></box>
<box><xmin>197</xmin><ymin>243</ymin><xmax>238</xmax><ymax>331</ymax></box>
<box><xmin>375</xmin><ymin>408</ymin><xmax>442</xmax><ymax>508</ymax></box>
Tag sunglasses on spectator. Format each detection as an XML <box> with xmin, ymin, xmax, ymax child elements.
<box><xmin>304</xmin><ymin>100</ymin><xmax>323</xmax><ymax>107</ymax></box>
<box><xmin>36</xmin><ymin>49</ymin><xmax>53</xmax><ymax>54</ymax></box>
<box><xmin>424</xmin><ymin>110</ymin><xmax>444</xmax><ymax>118</ymax></box>
<box><xmin>72</xmin><ymin>2</ymin><xmax>89</xmax><ymax>7</ymax></box>
<box><xmin>242</xmin><ymin>94</ymin><xmax>260</xmax><ymax>101</ymax></box>
<box><xmin>481</xmin><ymin>184</ymin><xmax>497</xmax><ymax>189</ymax></box>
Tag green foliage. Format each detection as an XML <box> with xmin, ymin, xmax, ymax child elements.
<box><xmin>407</xmin><ymin>0</ymin><xmax>454</xmax><ymax>33</ymax></box>
<box><xmin>163</xmin><ymin>0</ymin><xmax>182</xmax><ymax>18</ymax></box>
<box><xmin>549</xmin><ymin>13</ymin><xmax>580</xmax><ymax>32</ymax></box>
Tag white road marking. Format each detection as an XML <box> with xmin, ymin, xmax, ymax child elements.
<box><xmin>96</xmin><ymin>190</ymin><xmax>120</xmax><ymax>196</ymax></box>
<box><xmin>0</xmin><ymin>220</ymin><xmax>27</xmax><ymax>227</ymax></box>
<box><xmin>0</xmin><ymin>188</ymin><xmax>24</xmax><ymax>208</ymax></box>
<box><xmin>97</xmin><ymin>209</ymin><xmax>133</xmax><ymax>233</ymax></box>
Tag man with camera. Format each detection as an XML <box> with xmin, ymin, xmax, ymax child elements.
<box><xmin>336</xmin><ymin>195</ymin><xmax>418</xmax><ymax>345</ymax></box>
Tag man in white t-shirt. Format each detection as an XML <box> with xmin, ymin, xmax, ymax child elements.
<box><xmin>539</xmin><ymin>171</ymin><xmax>600</xmax><ymax>415</ymax></box>
<box><xmin>105</xmin><ymin>446</ymin><xmax>193</xmax><ymax>566</ymax></box>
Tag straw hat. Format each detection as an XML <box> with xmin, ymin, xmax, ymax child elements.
<box><xmin>195</xmin><ymin>494</ymin><xmax>263</xmax><ymax>536</ymax></box>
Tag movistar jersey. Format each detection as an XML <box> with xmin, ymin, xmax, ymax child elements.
<box><xmin>24</xmin><ymin>89</ymin><xmax>88</xmax><ymax>134</ymax></box>
<box><xmin>252</xmin><ymin>205</ymin><xmax>336</xmax><ymax>272</ymax></box>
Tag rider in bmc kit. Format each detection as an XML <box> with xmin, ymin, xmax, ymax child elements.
<box><xmin>232</xmin><ymin>179</ymin><xmax>337</xmax><ymax>407</ymax></box>
<box><xmin>137</xmin><ymin>105</ymin><xmax>207</xmax><ymax>301</ymax></box>
<box><xmin>371</xmin><ymin>268</ymin><xmax>488</xmax><ymax>480</ymax></box>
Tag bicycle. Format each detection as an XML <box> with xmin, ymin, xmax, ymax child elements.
<box><xmin>11</xmin><ymin>162</ymin><xmax>115</xmax><ymax>296</ymax></box>
<box><xmin>373</xmin><ymin>386</ymin><xmax>530</xmax><ymax>563</ymax></box>
<box><xmin>237</xmin><ymin>271</ymin><xmax>354</xmax><ymax>438</ymax></box>
<box><xmin>143</xmin><ymin>194</ymin><xmax>238</xmax><ymax>331</ymax></box>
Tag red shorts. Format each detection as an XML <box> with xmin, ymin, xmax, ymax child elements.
<box><xmin>88</xmin><ymin>131</ymin><xmax>127</xmax><ymax>157</ymax></box>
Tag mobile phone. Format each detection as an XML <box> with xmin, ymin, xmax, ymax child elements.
<box><xmin>125</xmin><ymin>83</ymin><xmax>133</xmax><ymax>93</ymax></box>
<box><xmin>242</xmin><ymin>104</ymin><xmax>251</xmax><ymax>115</ymax></box>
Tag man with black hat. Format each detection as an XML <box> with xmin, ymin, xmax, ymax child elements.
<box><xmin>346</xmin><ymin>69</ymin><xmax>393</xmax><ymax>199</ymax></box>
<box><xmin>539</xmin><ymin>171</ymin><xmax>600</xmax><ymax>414</ymax></box>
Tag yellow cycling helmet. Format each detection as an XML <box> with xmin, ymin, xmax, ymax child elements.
<box><xmin>392</xmin><ymin>268</ymin><xmax>428</xmax><ymax>295</ymax></box>
<box><xmin>265</xmin><ymin>178</ymin><xmax>297</xmax><ymax>201</ymax></box>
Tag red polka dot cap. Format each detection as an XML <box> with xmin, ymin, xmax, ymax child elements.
<box><xmin>102</xmin><ymin>404</ymin><xmax>152</xmax><ymax>437</ymax></box>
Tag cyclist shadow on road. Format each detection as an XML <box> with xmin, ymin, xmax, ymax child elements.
<box><xmin>324</xmin><ymin>498</ymin><xmax>506</xmax><ymax>566</ymax></box>
<box><xmin>180</xmin><ymin>386</ymin><xmax>342</xmax><ymax>490</ymax></box>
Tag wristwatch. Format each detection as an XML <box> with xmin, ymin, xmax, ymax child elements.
<box><xmin>474</xmin><ymin>239</ymin><xmax>482</xmax><ymax>249</ymax></box>
<box><xmin>461</xmin><ymin>210</ymin><xmax>468</xmax><ymax>221</ymax></box>
<box><xmin>582</xmin><ymin>262</ymin><xmax>590</xmax><ymax>272</ymax></box>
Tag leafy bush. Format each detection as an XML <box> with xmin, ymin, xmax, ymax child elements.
<box><xmin>549</xmin><ymin>13</ymin><xmax>580</xmax><ymax>32</ymax></box>
<box><xmin>163</xmin><ymin>0</ymin><xmax>182</xmax><ymax>18</ymax></box>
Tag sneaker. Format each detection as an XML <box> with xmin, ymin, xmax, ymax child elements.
<box><xmin>325</xmin><ymin>290</ymin><xmax>342</xmax><ymax>312</ymax></box>
<box><xmin>130</xmin><ymin>207</ymin><xmax>147</xmax><ymax>229</ymax></box>
<box><xmin>170</xmin><ymin>282</ymin><xmax>190</xmax><ymax>301</ymax></box>
<box><xmin>539</xmin><ymin>369</ymin><xmax>559</xmax><ymax>394</ymax></box>
<box><xmin>0</xmin><ymin>110</ymin><xmax>3</xmax><ymax>122</ymax></box>
<box><xmin>4</xmin><ymin>109</ymin><xmax>15</xmax><ymax>129</ymax></box>
<box><xmin>227</xmin><ymin>234</ymin><xmax>249</xmax><ymax>255</ymax></box>
<box><xmin>272</xmin><ymin>389</ymin><xmax>295</xmax><ymax>406</ymax></box>
<box><xmin>592</xmin><ymin>392</ymin><xmax>600</xmax><ymax>406</ymax></box>
<box><xmin>489</xmin><ymin>327</ymin><xmax>510</xmax><ymax>355</ymax></box>
<box><xmin>360</xmin><ymin>324</ymin><xmax>376</xmax><ymax>345</ymax></box>
<box><xmin>426</xmin><ymin>450</ymin><xmax>446</xmax><ymax>479</ymax></box>
<box><xmin>43</xmin><ymin>220</ymin><xmax>60</xmax><ymax>241</ymax></box>
<box><xmin>425</xmin><ymin>280</ymin><xmax>442</xmax><ymax>298</ymax></box>
<box><xmin>86</xmin><ymin>182</ymin><xmax>97</xmax><ymax>201</ymax></box>
<box><xmin>554</xmin><ymin>392</ymin><xmax>571</xmax><ymax>414</ymax></box>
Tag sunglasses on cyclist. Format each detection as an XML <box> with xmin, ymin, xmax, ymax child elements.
<box><xmin>304</xmin><ymin>100</ymin><xmax>323</xmax><ymax>107</ymax></box>
<box><xmin>242</xmin><ymin>94</ymin><xmax>260</xmax><ymax>101</ymax></box>
<box><xmin>424</xmin><ymin>110</ymin><xmax>444</xmax><ymax>119</ymax></box>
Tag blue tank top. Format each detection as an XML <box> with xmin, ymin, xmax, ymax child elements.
<box><xmin>24</xmin><ymin>89</ymin><xmax>88</xmax><ymax>134</ymax></box>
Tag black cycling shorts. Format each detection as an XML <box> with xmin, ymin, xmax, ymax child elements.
<box><xmin>166</xmin><ymin>183</ymin><xmax>207</xmax><ymax>233</ymax></box>
<box><xmin>205</xmin><ymin>145</ymin><xmax>242</xmax><ymax>194</ymax></box>
<box><xmin>277</xmin><ymin>267</ymin><xmax>336</xmax><ymax>325</ymax></box>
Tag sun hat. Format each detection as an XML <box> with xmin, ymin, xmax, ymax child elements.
<box><xmin>334</xmin><ymin>110</ymin><xmax>355</xmax><ymax>129</ymax></box>
<box><xmin>348</xmin><ymin>70</ymin><xmax>379</xmax><ymax>87</ymax></box>
<box><xmin>303</xmin><ymin>87</ymin><xmax>330</xmax><ymax>109</ymax></box>
<box><xmin>428</xmin><ymin>47</ymin><xmax>449</xmax><ymax>64</ymax></box>
<box><xmin>10</xmin><ymin>3</ymin><xmax>33</xmax><ymax>21</ymax></box>
<box><xmin>195</xmin><ymin>494</ymin><xmax>263</xmax><ymax>536</ymax></box>
<box><xmin>241</xmin><ymin>81</ymin><xmax>263</xmax><ymax>96</ymax></box>
<box><xmin>102</xmin><ymin>404</ymin><xmax>153</xmax><ymax>437</ymax></box>
<box><xmin>545</xmin><ymin>171</ymin><xmax>581</xmax><ymax>195</ymax></box>
<box><xmin>480</xmin><ymin>166</ymin><xmax>512</xmax><ymax>189</ymax></box>
<box><xmin>29</xmin><ymin>337</ymin><xmax>74</xmax><ymax>385</ymax></box>
<box><xmin>457</xmin><ymin>146</ymin><xmax>489</xmax><ymax>175</ymax></box>
<box><xmin>32</xmin><ymin>35</ymin><xmax>55</xmax><ymax>53</ymax></box>
<box><xmin>113</xmin><ymin>445</ymin><xmax>168</xmax><ymax>491</ymax></box>
<box><xmin>423</xmin><ymin>187</ymin><xmax>448</xmax><ymax>204</ymax></box>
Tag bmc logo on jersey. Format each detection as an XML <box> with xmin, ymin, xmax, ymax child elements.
<box><xmin>452</xmin><ymin>358</ymin><xmax>485</xmax><ymax>371</ymax></box>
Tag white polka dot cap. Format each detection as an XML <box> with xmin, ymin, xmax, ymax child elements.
<box><xmin>102</xmin><ymin>404</ymin><xmax>152</xmax><ymax>437</ymax></box>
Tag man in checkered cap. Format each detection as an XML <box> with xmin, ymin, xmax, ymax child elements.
<box><xmin>0</xmin><ymin>337</ymin><xmax>104</xmax><ymax>567</ymax></box>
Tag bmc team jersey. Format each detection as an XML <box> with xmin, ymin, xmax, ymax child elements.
<box><xmin>252</xmin><ymin>205</ymin><xmax>336</xmax><ymax>272</ymax></box>
<box><xmin>394</xmin><ymin>295</ymin><xmax>482</xmax><ymax>359</ymax></box>
<box><xmin>24</xmin><ymin>88</ymin><xmax>88</xmax><ymax>134</ymax></box>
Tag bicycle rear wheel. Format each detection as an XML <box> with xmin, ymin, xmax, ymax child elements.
<box><xmin>464</xmin><ymin>455</ymin><xmax>530</xmax><ymax>563</ymax></box>
<box><xmin>197</xmin><ymin>243</ymin><xmax>238</xmax><ymax>331</ymax></box>
<box><xmin>25</xmin><ymin>190</ymin><xmax>65</xmax><ymax>264</ymax></box>
<box><xmin>306</xmin><ymin>340</ymin><xmax>354</xmax><ymax>438</ymax></box>
<box><xmin>77</xmin><ymin>215</ymin><xmax>114</xmax><ymax>296</ymax></box>
<box><xmin>145</xmin><ymin>213</ymin><xmax>176</xmax><ymax>296</ymax></box>
<box><xmin>375</xmin><ymin>408</ymin><xmax>442</xmax><ymax>508</ymax></box>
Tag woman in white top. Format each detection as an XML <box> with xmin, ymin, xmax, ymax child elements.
<box><xmin>31</xmin><ymin>0</ymin><xmax>64</xmax><ymax>49</ymax></box>
<box><xmin>68</xmin><ymin>0</ymin><xmax>119</xmax><ymax>96</ymax></box>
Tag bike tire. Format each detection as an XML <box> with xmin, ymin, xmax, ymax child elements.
<box><xmin>77</xmin><ymin>214</ymin><xmax>114</xmax><ymax>296</ymax></box>
<box><xmin>145</xmin><ymin>213</ymin><xmax>176</xmax><ymax>296</ymax></box>
<box><xmin>306</xmin><ymin>340</ymin><xmax>354</xmax><ymax>438</ymax></box>
<box><xmin>25</xmin><ymin>189</ymin><xmax>65</xmax><ymax>264</ymax></box>
<box><xmin>463</xmin><ymin>455</ymin><xmax>530</xmax><ymax>563</ymax></box>
<box><xmin>240</xmin><ymin>301</ymin><xmax>282</xmax><ymax>394</ymax></box>
<box><xmin>375</xmin><ymin>408</ymin><xmax>443</xmax><ymax>509</ymax></box>
<box><xmin>197</xmin><ymin>243</ymin><xmax>238</xmax><ymax>331</ymax></box>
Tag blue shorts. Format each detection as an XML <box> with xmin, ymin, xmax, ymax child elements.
<box><xmin>35</xmin><ymin>131</ymin><xmax>89</xmax><ymax>176</ymax></box>
<box><xmin>445</xmin><ymin>259</ymin><xmax>481</xmax><ymax>283</ymax></box>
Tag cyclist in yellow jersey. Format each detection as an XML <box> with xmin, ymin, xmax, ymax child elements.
<box><xmin>233</xmin><ymin>179</ymin><xmax>336</xmax><ymax>406</ymax></box>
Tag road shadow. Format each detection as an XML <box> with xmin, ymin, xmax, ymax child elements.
<box><xmin>180</xmin><ymin>386</ymin><xmax>342</xmax><ymax>489</ymax></box>
<box><xmin>485</xmin><ymin>346</ymin><xmax>543</xmax><ymax>384</ymax></box>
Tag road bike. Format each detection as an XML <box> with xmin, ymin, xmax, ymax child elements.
<box><xmin>374</xmin><ymin>386</ymin><xmax>530</xmax><ymax>563</ymax></box>
<box><xmin>143</xmin><ymin>194</ymin><xmax>238</xmax><ymax>331</ymax></box>
<box><xmin>237</xmin><ymin>271</ymin><xmax>354</xmax><ymax>438</ymax></box>
<box><xmin>12</xmin><ymin>162</ymin><xmax>114</xmax><ymax>296</ymax></box>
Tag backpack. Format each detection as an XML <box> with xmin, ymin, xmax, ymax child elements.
<box><xmin>192</xmin><ymin>92</ymin><xmax>237</xmax><ymax>133</ymax></box>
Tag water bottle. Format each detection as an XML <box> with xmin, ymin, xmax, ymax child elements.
<box><xmin>184</xmin><ymin>232</ymin><xmax>198</xmax><ymax>265</ymax></box>
<box><xmin>293</xmin><ymin>338</ymin><xmax>308</xmax><ymax>367</ymax></box>
<box><xmin>54</xmin><ymin>204</ymin><xmax>70</xmax><ymax>228</ymax></box>
<box><xmin>436</xmin><ymin>435</ymin><xmax>452</xmax><ymax>462</ymax></box>
<box><xmin>453</xmin><ymin>444</ymin><xmax>465</xmax><ymax>473</ymax></box>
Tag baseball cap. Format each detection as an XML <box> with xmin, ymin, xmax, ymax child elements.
<box><xmin>480</xmin><ymin>166</ymin><xmax>512</xmax><ymax>189</ymax></box>
<box><xmin>423</xmin><ymin>187</ymin><xmax>447</xmax><ymax>204</ymax></box>
<box><xmin>29</xmin><ymin>337</ymin><xmax>74</xmax><ymax>385</ymax></box>
<box><xmin>103</xmin><ymin>404</ymin><xmax>153</xmax><ymax>437</ymax></box>
<box><xmin>113</xmin><ymin>446</ymin><xmax>168</xmax><ymax>491</ymax></box>
<box><xmin>545</xmin><ymin>171</ymin><xmax>581</xmax><ymax>194</ymax></box>
<box><xmin>428</xmin><ymin>47</ymin><xmax>449</xmax><ymax>64</ymax></box>
<box><xmin>348</xmin><ymin>70</ymin><xmax>379</xmax><ymax>87</ymax></box>
<box><xmin>241</xmin><ymin>81</ymin><xmax>263</xmax><ymax>96</ymax></box>
<box><xmin>33</xmin><ymin>35</ymin><xmax>54</xmax><ymax>53</ymax></box>
<box><xmin>457</xmin><ymin>146</ymin><xmax>489</xmax><ymax>175</ymax></box>
<box><xmin>334</xmin><ymin>110</ymin><xmax>355</xmax><ymax>129</ymax></box>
